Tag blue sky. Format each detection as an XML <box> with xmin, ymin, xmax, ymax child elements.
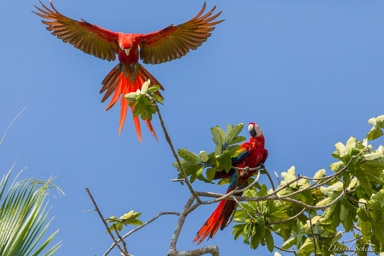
<box><xmin>1</xmin><ymin>0</ymin><xmax>384</xmax><ymax>255</ymax></box>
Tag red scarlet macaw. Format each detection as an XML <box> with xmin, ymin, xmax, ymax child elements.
<box><xmin>34</xmin><ymin>1</ymin><xmax>223</xmax><ymax>141</ymax></box>
<box><xmin>194</xmin><ymin>123</ymin><xmax>268</xmax><ymax>245</ymax></box>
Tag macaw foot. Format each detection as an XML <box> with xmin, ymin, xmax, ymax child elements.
<box><xmin>240</xmin><ymin>167</ymin><xmax>251</xmax><ymax>177</ymax></box>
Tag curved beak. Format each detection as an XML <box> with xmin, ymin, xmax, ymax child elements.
<box><xmin>125</xmin><ymin>48</ymin><xmax>131</xmax><ymax>56</ymax></box>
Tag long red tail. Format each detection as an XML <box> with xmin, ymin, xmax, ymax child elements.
<box><xmin>99</xmin><ymin>63</ymin><xmax>164</xmax><ymax>141</ymax></box>
<box><xmin>193</xmin><ymin>183</ymin><xmax>238</xmax><ymax>245</ymax></box>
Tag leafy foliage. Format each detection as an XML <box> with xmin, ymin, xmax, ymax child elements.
<box><xmin>124</xmin><ymin>79</ymin><xmax>163</xmax><ymax>121</ymax></box>
<box><xmin>0</xmin><ymin>169</ymin><xmax>62</xmax><ymax>256</ymax></box>
<box><xmin>107</xmin><ymin>210</ymin><xmax>143</xmax><ymax>232</ymax></box>
<box><xmin>172</xmin><ymin>123</ymin><xmax>246</xmax><ymax>183</ymax></box>
<box><xmin>230</xmin><ymin>115</ymin><xmax>384</xmax><ymax>255</ymax></box>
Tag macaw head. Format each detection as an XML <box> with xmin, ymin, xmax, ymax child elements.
<box><xmin>119</xmin><ymin>34</ymin><xmax>137</xmax><ymax>56</ymax></box>
<box><xmin>248</xmin><ymin>122</ymin><xmax>263</xmax><ymax>138</ymax></box>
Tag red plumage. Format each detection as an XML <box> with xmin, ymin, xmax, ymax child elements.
<box><xmin>194</xmin><ymin>123</ymin><xmax>268</xmax><ymax>245</ymax></box>
<box><xmin>34</xmin><ymin>1</ymin><xmax>223</xmax><ymax>140</ymax></box>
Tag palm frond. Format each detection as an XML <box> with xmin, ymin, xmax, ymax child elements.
<box><xmin>0</xmin><ymin>168</ymin><xmax>61</xmax><ymax>256</ymax></box>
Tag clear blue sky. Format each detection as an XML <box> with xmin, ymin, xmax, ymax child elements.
<box><xmin>1</xmin><ymin>0</ymin><xmax>384</xmax><ymax>255</ymax></box>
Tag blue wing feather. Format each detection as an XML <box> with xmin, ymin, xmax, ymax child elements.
<box><xmin>231</xmin><ymin>149</ymin><xmax>249</xmax><ymax>165</ymax></box>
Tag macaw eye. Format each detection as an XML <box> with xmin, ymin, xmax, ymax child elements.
<box><xmin>120</xmin><ymin>44</ymin><xmax>124</xmax><ymax>49</ymax></box>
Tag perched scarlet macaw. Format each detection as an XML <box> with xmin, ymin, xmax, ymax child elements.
<box><xmin>194</xmin><ymin>122</ymin><xmax>268</xmax><ymax>245</ymax></box>
<box><xmin>34</xmin><ymin>1</ymin><xmax>223</xmax><ymax>141</ymax></box>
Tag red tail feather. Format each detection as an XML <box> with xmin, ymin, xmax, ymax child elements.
<box><xmin>100</xmin><ymin>63</ymin><xmax>163</xmax><ymax>140</ymax></box>
<box><xmin>194</xmin><ymin>183</ymin><xmax>238</xmax><ymax>245</ymax></box>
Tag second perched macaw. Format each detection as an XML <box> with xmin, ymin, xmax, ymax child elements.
<box><xmin>194</xmin><ymin>122</ymin><xmax>268</xmax><ymax>245</ymax></box>
<box><xmin>34</xmin><ymin>1</ymin><xmax>223</xmax><ymax>141</ymax></box>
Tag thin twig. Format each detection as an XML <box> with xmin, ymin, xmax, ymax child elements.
<box><xmin>85</xmin><ymin>188</ymin><xmax>129</xmax><ymax>256</ymax></box>
<box><xmin>268</xmin><ymin>208</ymin><xmax>306</xmax><ymax>225</ymax></box>
<box><xmin>342</xmin><ymin>237</ymin><xmax>358</xmax><ymax>244</ymax></box>
<box><xmin>150</xmin><ymin>96</ymin><xmax>201</xmax><ymax>203</ymax></box>
<box><xmin>353</xmin><ymin>224</ymin><xmax>361</xmax><ymax>232</ymax></box>
<box><xmin>232</xmin><ymin>196</ymin><xmax>255</xmax><ymax>220</ymax></box>
<box><xmin>104</xmin><ymin>211</ymin><xmax>180</xmax><ymax>255</ymax></box>
<box><xmin>307</xmin><ymin>210</ymin><xmax>317</xmax><ymax>255</ymax></box>
<box><xmin>263</xmin><ymin>166</ymin><xmax>288</xmax><ymax>208</ymax></box>
<box><xmin>114</xmin><ymin>228</ymin><xmax>128</xmax><ymax>255</ymax></box>
<box><xmin>196</xmin><ymin>190</ymin><xmax>346</xmax><ymax>210</ymax></box>
<box><xmin>186</xmin><ymin>169</ymin><xmax>261</xmax><ymax>215</ymax></box>
<box><xmin>170</xmin><ymin>195</ymin><xmax>195</xmax><ymax>250</ymax></box>
<box><xmin>280</xmin><ymin>149</ymin><xmax>368</xmax><ymax>200</ymax></box>
<box><xmin>274</xmin><ymin>245</ymin><xmax>297</xmax><ymax>255</ymax></box>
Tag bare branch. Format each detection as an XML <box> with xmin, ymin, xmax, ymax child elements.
<box><xmin>280</xmin><ymin>149</ymin><xmax>368</xmax><ymax>199</ymax></box>
<box><xmin>232</xmin><ymin>196</ymin><xmax>255</xmax><ymax>220</ymax></box>
<box><xmin>114</xmin><ymin>228</ymin><xmax>128</xmax><ymax>255</ymax></box>
<box><xmin>149</xmin><ymin>96</ymin><xmax>201</xmax><ymax>203</ymax></box>
<box><xmin>186</xmin><ymin>169</ymin><xmax>262</xmax><ymax>215</ymax></box>
<box><xmin>268</xmin><ymin>208</ymin><xmax>306</xmax><ymax>225</ymax></box>
<box><xmin>196</xmin><ymin>190</ymin><xmax>346</xmax><ymax>210</ymax></box>
<box><xmin>85</xmin><ymin>188</ymin><xmax>129</xmax><ymax>256</ymax></box>
<box><xmin>307</xmin><ymin>210</ymin><xmax>317</xmax><ymax>254</ymax></box>
<box><xmin>274</xmin><ymin>245</ymin><xmax>297</xmax><ymax>255</ymax></box>
<box><xmin>168</xmin><ymin>246</ymin><xmax>220</xmax><ymax>256</ymax></box>
<box><xmin>170</xmin><ymin>195</ymin><xmax>195</xmax><ymax>250</ymax></box>
<box><xmin>104</xmin><ymin>211</ymin><xmax>180</xmax><ymax>256</ymax></box>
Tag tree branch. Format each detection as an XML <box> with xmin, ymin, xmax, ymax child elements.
<box><xmin>85</xmin><ymin>188</ymin><xmax>129</xmax><ymax>256</ymax></box>
<box><xmin>150</xmin><ymin>96</ymin><xmax>201</xmax><ymax>203</ymax></box>
<box><xmin>104</xmin><ymin>211</ymin><xmax>180</xmax><ymax>255</ymax></box>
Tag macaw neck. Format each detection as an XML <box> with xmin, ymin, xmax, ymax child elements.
<box><xmin>249</xmin><ymin>136</ymin><xmax>265</xmax><ymax>148</ymax></box>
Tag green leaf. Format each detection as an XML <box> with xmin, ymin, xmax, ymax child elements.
<box><xmin>265</xmin><ymin>229</ymin><xmax>274</xmax><ymax>252</ymax></box>
<box><xmin>329</xmin><ymin>161</ymin><xmax>344</xmax><ymax>172</ymax></box>
<box><xmin>229</xmin><ymin>136</ymin><xmax>246</xmax><ymax>145</ymax></box>
<box><xmin>226</xmin><ymin>123</ymin><xmax>244</xmax><ymax>145</ymax></box>
<box><xmin>147</xmin><ymin>84</ymin><xmax>161</xmax><ymax>94</ymax></box>
<box><xmin>196</xmin><ymin>167</ymin><xmax>211</xmax><ymax>183</ymax></box>
<box><xmin>282</xmin><ymin>237</ymin><xmax>296</xmax><ymax>250</ymax></box>
<box><xmin>369</xmin><ymin>115</ymin><xmax>384</xmax><ymax>128</ymax></box>
<box><xmin>232</xmin><ymin>224</ymin><xmax>246</xmax><ymax>240</ymax></box>
<box><xmin>331</xmin><ymin>231</ymin><xmax>343</xmax><ymax>244</ymax></box>
<box><xmin>217</xmin><ymin>178</ymin><xmax>231</xmax><ymax>185</ymax></box>
<box><xmin>211</xmin><ymin>126</ymin><xmax>225</xmax><ymax>150</ymax></box>
<box><xmin>199</xmin><ymin>151</ymin><xmax>209</xmax><ymax>162</ymax></box>
<box><xmin>125</xmin><ymin>219</ymin><xmax>142</xmax><ymax>225</ymax></box>
<box><xmin>366</xmin><ymin>127</ymin><xmax>383</xmax><ymax>141</ymax></box>
<box><xmin>228</xmin><ymin>145</ymin><xmax>241</xmax><ymax>157</ymax></box>
<box><xmin>314</xmin><ymin>169</ymin><xmax>326</xmax><ymax>179</ymax></box>
<box><xmin>206</xmin><ymin>168</ymin><xmax>216</xmax><ymax>181</ymax></box>
<box><xmin>216</xmin><ymin>150</ymin><xmax>232</xmax><ymax>173</ymax></box>
<box><xmin>124</xmin><ymin>92</ymin><xmax>138</xmax><ymax>101</ymax></box>
<box><xmin>297</xmin><ymin>238</ymin><xmax>314</xmax><ymax>255</ymax></box>
<box><xmin>333</xmin><ymin>142</ymin><xmax>346</xmax><ymax>159</ymax></box>
<box><xmin>256</xmin><ymin>216</ymin><xmax>265</xmax><ymax>240</ymax></box>
<box><xmin>345</xmin><ymin>137</ymin><xmax>357</xmax><ymax>153</ymax></box>
<box><xmin>339</xmin><ymin>203</ymin><xmax>349</xmax><ymax>221</ymax></box>
<box><xmin>178</xmin><ymin>148</ymin><xmax>200</xmax><ymax>164</ymax></box>
<box><xmin>140</xmin><ymin>79</ymin><xmax>150</xmax><ymax>94</ymax></box>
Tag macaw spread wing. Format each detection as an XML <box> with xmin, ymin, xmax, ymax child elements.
<box><xmin>34</xmin><ymin>1</ymin><xmax>119</xmax><ymax>61</ymax></box>
<box><xmin>138</xmin><ymin>2</ymin><xmax>224</xmax><ymax>64</ymax></box>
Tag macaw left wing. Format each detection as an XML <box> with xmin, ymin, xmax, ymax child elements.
<box><xmin>137</xmin><ymin>2</ymin><xmax>223</xmax><ymax>64</ymax></box>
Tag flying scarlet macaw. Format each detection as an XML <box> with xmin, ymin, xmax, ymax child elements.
<box><xmin>194</xmin><ymin>122</ymin><xmax>268</xmax><ymax>245</ymax></box>
<box><xmin>34</xmin><ymin>1</ymin><xmax>223</xmax><ymax>141</ymax></box>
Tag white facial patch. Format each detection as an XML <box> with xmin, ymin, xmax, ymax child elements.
<box><xmin>248</xmin><ymin>124</ymin><xmax>254</xmax><ymax>132</ymax></box>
